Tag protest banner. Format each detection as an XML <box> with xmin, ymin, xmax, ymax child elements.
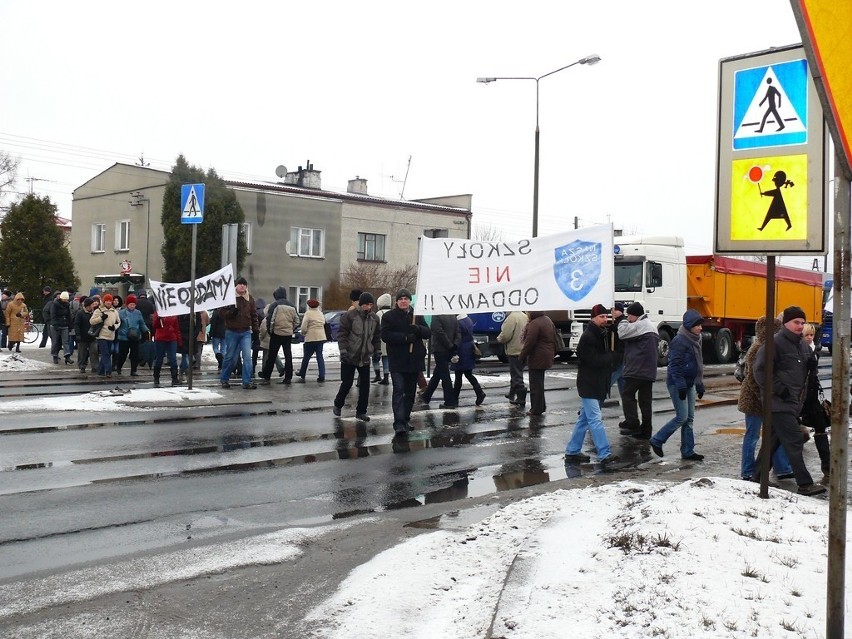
<box><xmin>416</xmin><ymin>225</ymin><xmax>614</xmax><ymax>314</ymax></box>
<box><xmin>149</xmin><ymin>264</ymin><xmax>236</xmax><ymax>317</ymax></box>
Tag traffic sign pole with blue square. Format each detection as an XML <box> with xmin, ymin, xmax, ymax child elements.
<box><xmin>181</xmin><ymin>183</ymin><xmax>205</xmax><ymax>225</ymax></box>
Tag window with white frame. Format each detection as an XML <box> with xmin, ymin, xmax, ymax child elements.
<box><xmin>240</xmin><ymin>222</ymin><xmax>253</xmax><ymax>254</ymax></box>
<box><xmin>357</xmin><ymin>232</ymin><xmax>386</xmax><ymax>261</ymax></box>
<box><xmin>115</xmin><ymin>220</ymin><xmax>130</xmax><ymax>251</ymax></box>
<box><xmin>91</xmin><ymin>223</ymin><xmax>106</xmax><ymax>253</ymax></box>
<box><xmin>290</xmin><ymin>227</ymin><xmax>324</xmax><ymax>258</ymax></box>
<box><xmin>290</xmin><ymin>285</ymin><xmax>321</xmax><ymax>313</ymax></box>
<box><xmin>423</xmin><ymin>228</ymin><xmax>449</xmax><ymax>238</ymax></box>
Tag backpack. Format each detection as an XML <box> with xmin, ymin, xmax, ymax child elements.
<box><xmin>734</xmin><ymin>350</ymin><xmax>747</xmax><ymax>383</ymax></box>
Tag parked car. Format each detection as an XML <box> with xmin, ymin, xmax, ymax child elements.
<box><xmin>323</xmin><ymin>310</ymin><xmax>347</xmax><ymax>341</ymax></box>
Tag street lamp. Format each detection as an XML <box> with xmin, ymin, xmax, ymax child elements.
<box><xmin>477</xmin><ymin>54</ymin><xmax>601</xmax><ymax>237</ymax></box>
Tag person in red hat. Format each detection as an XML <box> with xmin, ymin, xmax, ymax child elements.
<box><xmin>89</xmin><ymin>294</ymin><xmax>121</xmax><ymax>377</ymax></box>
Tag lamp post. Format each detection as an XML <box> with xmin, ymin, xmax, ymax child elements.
<box><xmin>477</xmin><ymin>54</ymin><xmax>601</xmax><ymax>237</ymax></box>
<box><xmin>129</xmin><ymin>191</ymin><xmax>151</xmax><ymax>287</ymax></box>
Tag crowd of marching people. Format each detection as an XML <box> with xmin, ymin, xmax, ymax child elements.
<box><xmin>2</xmin><ymin>277</ymin><xmax>832</xmax><ymax>488</ymax></box>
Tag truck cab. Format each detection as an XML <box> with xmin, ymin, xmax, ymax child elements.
<box><xmin>568</xmin><ymin>235</ymin><xmax>687</xmax><ymax>366</ymax></box>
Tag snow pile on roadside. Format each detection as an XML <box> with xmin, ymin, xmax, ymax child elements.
<box><xmin>307</xmin><ymin>477</ymin><xmax>839</xmax><ymax>638</ymax></box>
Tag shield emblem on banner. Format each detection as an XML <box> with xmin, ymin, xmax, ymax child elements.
<box><xmin>553</xmin><ymin>240</ymin><xmax>602</xmax><ymax>301</ymax></box>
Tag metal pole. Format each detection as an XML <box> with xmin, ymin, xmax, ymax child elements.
<box><xmin>188</xmin><ymin>225</ymin><xmax>197</xmax><ymax>390</ymax></box>
<box><xmin>758</xmin><ymin>256</ymin><xmax>776</xmax><ymax>498</ymax></box>
<box><xmin>826</xmin><ymin>153</ymin><xmax>850</xmax><ymax>639</ymax></box>
<box><xmin>532</xmin><ymin>79</ymin><xmax>540</xmax><ymax>239</ymax></box>
<box><xmin>144</xmin><ymin>198</ymin><xmax>151</xmax><ymax>288</ymax></box>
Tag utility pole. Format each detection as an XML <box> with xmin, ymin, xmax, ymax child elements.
<box><xmin>25</xmin><ymin>177</ymin><xmax>48</xmax><ymax>194</ymax></box>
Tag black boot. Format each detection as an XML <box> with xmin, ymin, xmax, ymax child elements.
<box><xmin>215</xmin><ymin>353</ymin><xmax>223</xmax><ymax>370</ymax></box>
<box><xmin>153</xmin><ymin>367</ymin><xmax>161</xmax><ymax>387</ymax></box>
<box><xmin>65</xmin><ymin>354</ymin><xmax>72</xmax><ymax>365</ymax></box>
<box><xmin>372</xmin><ymin>371</ymin><xmax>382</xmax><ymax>383</ymax></box>
<box><xmin>814</xmin><ymin>432</ymin><xmax>831</xmax><ymax>475</ymax></box>
<box><xmin>512</xmin><ymin>389</ymin><xmax>527</xmax><ymax>407</ymax></box>
<box><xmin>170</xmin><ymin>366</ymin><xmax>179</xmax><ymax>386</ymax></box>
<box><xmin>379</xmin><ymin>374</ymin><xmax>389</xmax><ymax>385</ymax></box>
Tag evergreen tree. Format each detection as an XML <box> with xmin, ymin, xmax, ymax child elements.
<box><xmin>161</xmin><ymin>155</ymin><xmax>246</xmax><ymax>282</ymax></box>
<box><xmin>0</xmin><ymin>194</ymin><xmax>79</xmax><ymax>305</ymax></box>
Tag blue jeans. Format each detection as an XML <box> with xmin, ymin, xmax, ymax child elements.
<box><xmin>298</xmin><ymin>341</ymin><xmax>326</xmax><ymax>378</ymax></box>
<box><xmin>154</xmin><ymin>340</ymin><xmax>178</xmax><ymax>369</ymax></box>
<box><xmin>566</xmin><ymin>397</ymin><xmax>612</xmax><ymax>460</ymax></box>
<box><xmin>97</xmin><ymin>339</ymin><xmax>113</xmax><ymax>375</ymax></box>
<box><xmin>741</xmin><ymin>414</ymin><xmax>793</xmax><ymax>478</ymax></box>
<box><xmin>211</xmin><ymin>336</ymin><xmax>225</xmax><ymax>357</ymax></box>
<box><xmin>652</xmin><ymin>384</ymin><xmax>696</xmax><ymax>457</ymax></box>
<box><xmin>221</xmin><ymin>329</ymin><xmax>253</xmax><ymax>385</ymax></box>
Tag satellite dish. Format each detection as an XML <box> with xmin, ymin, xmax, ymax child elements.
<box><xmin>275</xmin><ymin>165</ymin><xmax>288</xmax><ymax>179</ymax></box>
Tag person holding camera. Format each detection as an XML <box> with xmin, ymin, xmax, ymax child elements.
<box><xmin>89</xmin><ymin>293</ymin><xmax>121</xmax><ymax>377</ymax></box>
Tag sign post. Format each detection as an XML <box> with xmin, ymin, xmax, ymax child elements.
<box><xmin>180</xmin><ymin>183</ymin><xmax>205</xmax><ymax>390</ymax></box>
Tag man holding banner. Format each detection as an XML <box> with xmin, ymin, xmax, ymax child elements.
<box><xmin>219</xmin><ymin>276</ymin><xmax>260</xmax><ymax>389</ymax></box>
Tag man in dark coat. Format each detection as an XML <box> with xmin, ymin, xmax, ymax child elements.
<box><xmin>381</xmin><ymin>289</ymin><xmax>431</xmax><ymax>435</ymax></box>
<box><xmin>752</xmin><ymin>306</ymin><xmax>825</xmax><ymax>496</ymax></box>
<box><xmin>564</xmin><ymin>304</ymin><xmax>618</xmax><ymax>465</ymax></box>
<box><xmin>134</xmin><ymin>289</ymin><xmax>156</xmax><ymax>368</ymax></box>
<box><xmin>421</xmin><ymin>313</ymin><xmax>460</xmax><ymax>408</ymax></box>
<box><xmin>50</xmin><ymin>291</ymin><xmax>74</xmax><ymax>364</ymax></box>
<box><xmin>333</xmin><ymin>292</ymin><xmax>381</xmax><ymax>420</ymax></box>
<box><xmin>38</xmin><ymin>286</ymin><xmax>52</xmax><ymax>348</ymax></box>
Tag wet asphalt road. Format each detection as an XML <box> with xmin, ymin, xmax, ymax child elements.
<box><xmin>0</xmin><ymin>351</ymin><xmax>838</xmax><ymax>636</ymax></box>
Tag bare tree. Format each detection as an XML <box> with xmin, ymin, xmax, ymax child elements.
<box><xmin>472</xmin><ymin>223</ymin><xmax>504</xmax><ymax>242</ymax></box>
<box><xmin>0</xmin><ymin>150</ymin><xmax>20</xmax><ymax>203</ymax></box>
<box><xmin>324</xmin><ymin>261</ymin><xmax>419</xmax><ymax>308</ymax></box>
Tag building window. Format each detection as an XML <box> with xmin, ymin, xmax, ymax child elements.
<box><xmin>91</xmin><ymin>223</ymin><xmax>106</xmax><ymax>253</ymax></box>
<box><xmin>241</xmin><ymin>223</ymin><xmax>253</xmax><ymax>254</ymax></box>
<box><xmin>424</xmin><ymin>228</ymin><xmax>449</xmax><ymax>238</ymax></box>
<box><xmin>357</xmin><ymin>232</ymin><xmax>386</xmax><ymax>262</ymax></box>
<box><xmin>115</xmin><ymin>220</ymin><xmax>130</xmax><ymax>251</ymax></box>
<box><xmin>290</xmin><ymin>227</ymin><xmax>324</xmax><ymax>258</ymax></box>
<box><xmin>290</xmin><ymin>285</ymin><xmax>321</xmax><ymax>313</ymax></box>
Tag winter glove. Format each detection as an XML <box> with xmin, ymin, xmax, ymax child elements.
<box><xmin>807</xmin><ymin>357</ymin><xmax>818</xmax><ymax>372</ymax></box>
<box><xmin>108</xmin><ymin>325</ymin><xmax>116</xmax><ymax>331</ymax></box>
<box><xmin>678</xmin><ymin>389</ymin><xmax>687</xmax><ymax>401</ymax></box>
<box><xmin>696</xmin><ymin>384</ymin><xmax>705</xmax><ymax>400</ymax></box>
<box><xmin>101</xmin><ymin>313</ymin><xmax>108</xmax><ymax>321</ymax></box>
<box><xmin>15</xmin><ymin>312</ymin><xmax>21</xmax><ymax>317</ymax></box>
<box><xmin>404</xmin><ymin>333</ymin><xmax>417</xmax><ymax>344</ymax></box>
<box><xmin>450</xmin><ymin>355</ymin><xmax>460</xmax><ymax>364</ymax></box>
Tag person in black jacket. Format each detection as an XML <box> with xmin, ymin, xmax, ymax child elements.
<box><xmin>380</xmin><ymin>289</ymin><xmax>431</xmax><ymax>436</ymax></box>
<box><xmin>752</xmin><ymin>306</ymin><xmax>825</xmax><ymax>496</ymax></box>
<box><xmin>50</xmin><ymin>291</ymin><xmax>74</xmax><ymax>364</ymax></box>
<box><xmin>134</xmin><ymin>290</ymin><xmax>156</xmax><ymax>369</ymax></box>
<box><xmin>421</xmin><ymin>313</ymin><xmax>460</xmax><ymax>408</ymax></box>
<box><xmin>74</xmin><ymin>297</ymin><xmax>99</xmax><ymax>373</ymax></box>
<box><xmin>564</xmin><ymin>305</ymin><xmax>618</xmax><ymax>466</ymax></box>
<box><xmin>38</xmin><ymin>286</ymin><xmax>52</xmax><ymax>348</ymax></box>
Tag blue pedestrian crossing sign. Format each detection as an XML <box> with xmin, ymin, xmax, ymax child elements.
<box><xmin>732</xmin><ymin>58</ymin><xmax>808</xmax><ymax>150</ymax></box>
<box><xmin>180</xmin><ymin>183</ymin><xmax>205</xmax><ymax>225</ymax></box>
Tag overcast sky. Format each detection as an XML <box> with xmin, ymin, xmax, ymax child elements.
<box><xmin>1</xmin><ymin>1</ymin><xmax>817</xmax><ymax>266</ymax></box>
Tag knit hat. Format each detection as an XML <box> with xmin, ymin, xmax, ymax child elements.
<box><xmin>273</xmin><ymin>286</ymin><xmax>287</xmax><ymax>300</ymax></box>
<box><xmin>236</xmin><ymin>276</ymin><xmax>248</xmax><ymax>286</ymax></box>
<box><xmin>358</xmin><ymin>292</ymin><xmax>375</xmax><ymax>306</ymax></box>
<box><xmin>591</xmin><ymin>303</ymin><xmax>609</xmax><ymax>317</ymax></box>
<box><xmin>782</xmin><ymin>306</ymin><xmax>806</xmax><ymax>324</ymax></box>
<box><xmin>613</xmin><ymin>302</ymin><xmax>625</xmax><ymax>312</ymax></box>
<box><xmin>626</xmin><ymin>301</ymin><xmax>644</xmax><ymax>317</ymax></box>
<box><xmin>43</xmin><ymin>286</ymin><xmax>51</xmax><ymax>293</ymax></box>
<box><xmin>682</xmin><ymin>309</ymin><xmax>704</xmax><ymax>330</ymax></box>
<box><xmin>59</xmin><ymin>291</ymin><xmax>69</xmax><ymax>301</ymax></box>
<box><xmin>350</xmin><ymin>289</ymin><xmax>363</xmax><ymax>302</ymax></box>
<box><xmin>137</xmin><ymin>289</ymin><xmax>147</xmax><ymax>298</ymax></box>
<box><xmin>307</xmin><ymin>299</ymin><xmax>320</xmax><ymax>308</ymax></box>
<box><xmin>396</xmin><ymin>288</ymin><xmax>412</xmax><ymax>301</ymax></box>
<box><xmin>126</xmin><ymin>294</ymin><xmax>137</xmax><ymax>305</ymax></box>
<box><xmin>102</xmin><ymin>293</ymin><xmax>114</xmax><ymax>303</ymax></box>
<box><xmin>82</xmin><ymin>297</ymin><xmax>92</xmax><ymax>307</ymax></box>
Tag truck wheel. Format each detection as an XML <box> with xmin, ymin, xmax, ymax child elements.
<box><xmin>713</xmin><ymin>329</ymin><xmax>734</xmax><ymax>364</ymax></box>
<box><xmin>657</xmin><ymin>330</ymin><xmax>671</xmax><ymax>367</ymax></box>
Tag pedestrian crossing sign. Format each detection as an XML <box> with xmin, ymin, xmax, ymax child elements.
<box><xmin>733</xmin><ymin>59</ymin><xmax>808</xmax><ymax>150</ymax></box>
<box><xmin>180</xmin><ymin>183</ymin><xmax>205</xmax><ymax>225</ymax></box>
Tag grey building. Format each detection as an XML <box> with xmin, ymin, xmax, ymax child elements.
<box><xmin>70</xmin><ymin>162</ymin><xmax>472</xmax><ymax>305</ymax></box>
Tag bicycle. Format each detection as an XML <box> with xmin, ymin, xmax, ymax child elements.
<box><xmin>22</xmin><ymin>311</ymin><xmax>40</xmax><ymax>344</ymax></box>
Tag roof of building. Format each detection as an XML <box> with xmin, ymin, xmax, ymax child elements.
<box><xmin>226</xmin><ymin>179</ymin><xmax>471</xmax><ymax>215</ymax></box>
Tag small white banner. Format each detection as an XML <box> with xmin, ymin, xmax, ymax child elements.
<box><xmin>149</xmin><ymin>264</ymin><xmax>236</xmax><ymax>317</ymax></box>
<box><xmin>416</xmin><ymin>225</ymin><xmax>614</xmax><ymax>315</ymax></box>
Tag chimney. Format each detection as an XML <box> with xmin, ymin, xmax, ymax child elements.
<box><xmin>285</xmin><ymin>161</ymin><xmax>322</xmax><ymax>189</ymax></box>
<box><xmin>347</xmin><ymin>176</ymin><xmax>368</xmax><ymax>195</ymax></box>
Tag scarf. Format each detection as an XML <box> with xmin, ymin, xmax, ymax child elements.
<box><xmin>678</xmin><ymin>324</ymin><xmax>704</xmax><ymax>388</ymax></box>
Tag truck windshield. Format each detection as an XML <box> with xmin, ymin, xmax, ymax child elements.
<box><xmin>615</xmin><ymin>263</ymin><xmax>644</xmax><ymax>292</ymax></box>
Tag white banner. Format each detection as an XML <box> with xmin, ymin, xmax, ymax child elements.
<box><xmin>149</xmin><ymin>264</ymin><xmax>236</xmax><ymax>317</ymax></box>
<box><xmin>416</xmin><ymin>225</ymin><xmax>614</xmax><ymax>315</ymax></box>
